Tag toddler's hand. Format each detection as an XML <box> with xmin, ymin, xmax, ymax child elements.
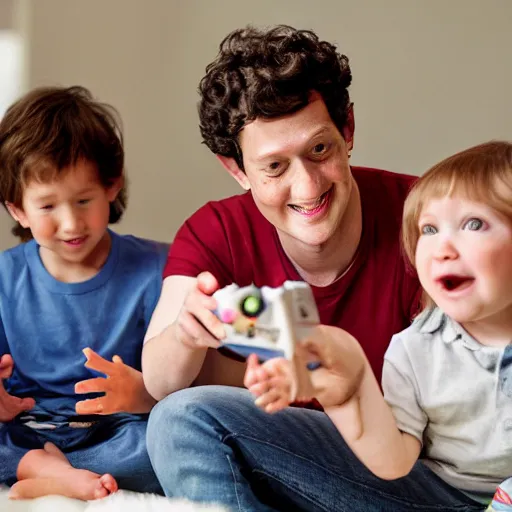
<box><xmin>244</xmin><ymin>354</ymin><xmax>296</xmax><ymax>413</ymax></box>
<box><xmin>75</xmin><ymin>348</ymin><xmax>156</xmax><ymax>415</ymax></box>
<box><xmin>0</xmin><ymin>354</ymin><xmax>35</xmax><ymax>422</ymax></box>
<box><xmin>299</xmin><ymin>325</ymin><xmax>366</xmax><ymax>406</ymax></box>
<box><xmin>173</xmin><ymin>271</ymin><xmax>226</xmax><ymax>350</ymax></box>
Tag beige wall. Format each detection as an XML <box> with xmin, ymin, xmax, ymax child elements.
<box><xmin>0</xmin><ymin>0</ymin><xmax>14</xmax><ymax>29</ymax></box>
<box><xmin>1</xmin><ymin>0</ymin><xmax>511</xmax><ymax>250</ymax></box>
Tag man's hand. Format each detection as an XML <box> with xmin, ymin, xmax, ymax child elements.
<box><xmin>0</xmin><ymin>354</ymin><xmax>35</xmax><ymax>422</ymax></box>
<box><xmin>172</xmin><ymin>271</ymin><xmax>225</xmax><ymax>350</ymax></box>
<box><xmin>75</xmin><ymin>348</ymin><xmax>156</xmax><ymax>415</ymax></box>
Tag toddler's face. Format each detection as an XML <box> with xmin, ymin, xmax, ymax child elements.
<box><xmin>415</xmin><ymin>195</ymin><xmax>512</xmax><ymax>329</ymax></box>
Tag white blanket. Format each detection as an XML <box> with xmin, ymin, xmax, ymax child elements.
<box><xmin>0</xmin><ymin>488</ymin><xmax>228</xmax><ymax>512</ymax></box>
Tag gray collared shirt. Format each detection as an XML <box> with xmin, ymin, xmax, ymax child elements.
<box><xmin>383</xmin><ymin>307</ymin><xmax>512</xmax><ymax>496</ymax></box>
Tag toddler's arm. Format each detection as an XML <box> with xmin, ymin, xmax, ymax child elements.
<box><xmin>245</xmin><ymin>325</ymin><xmax>422</xmax><ymax>480</ymax></box>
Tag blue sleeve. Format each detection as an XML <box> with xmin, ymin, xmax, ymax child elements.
<box><xmin>0</xmin><ymin>249</ymin><xmax>19</xmax><ymax>357</ymax></box>
<box><xmin>0</xmin><ymin>294</ymin><xmax>8</xmax><ymax>356</ymax></box>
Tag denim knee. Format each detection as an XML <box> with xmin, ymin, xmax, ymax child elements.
<box><xmin>147</xmin><ymin>389</ymin><xmax>191</xmax><ymax>454</ymax></box>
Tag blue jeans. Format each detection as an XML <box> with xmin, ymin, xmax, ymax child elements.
<box><xmin>0</xmin><ymin>413</ymin><xmax>162</xmax><ymax>494</ymax></box>
<box><xmin>147</xmin><ymin>386</ymin><xmax>485</xmax><ymax>512</ymax></box>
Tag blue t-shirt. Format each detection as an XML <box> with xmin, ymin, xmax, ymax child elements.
<box><xmin>0</xmin><ymin>230</ymin><xmax>168</xmax><ymax>418</ymax></box>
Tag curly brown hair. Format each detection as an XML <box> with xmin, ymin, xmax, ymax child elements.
<box><xmin>0</xmin><ymin>85</ymin><xmax>127</xmax><ymax>241</ymax></box>
<box><xmin>198</xmin><ymin>25</ymin><xmax>353</xmax><ymax>170</ymax></box>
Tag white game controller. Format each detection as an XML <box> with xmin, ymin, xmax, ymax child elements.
<box><xmin>213</xmin><ymin>281</ymin><xmax>320</xmax><ymax>361</ymax></box>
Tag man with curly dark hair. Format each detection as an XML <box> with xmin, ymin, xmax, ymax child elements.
<box><xmin>143</xmin><ymin>26</ymin><xmax>427</xmax><ymax>510</ymax></box>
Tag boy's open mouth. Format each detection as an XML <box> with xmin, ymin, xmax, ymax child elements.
<box><xmin>438</xmin><ymin>274</ymin><xmax>474</xmax><ymax>292</ymax></box>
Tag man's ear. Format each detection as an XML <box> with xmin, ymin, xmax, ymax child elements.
<box><xmin>342</xmin><ymin>103</ymin><xmax>355</xmax><ymax>155</ymax></box>
<box><xmin>106</xmin><ymin>176</ymin><xmax>124</xmax><ymax>202</ymax></box>
<box><xmin>216</xmin><ymin>155</ymin><xmax>250</xmax><ymax>190</ymax></box>
<box><xmin>5</xmin><ymin>202</ymin><xmax>29</xmax><ymax>228</ymax></box>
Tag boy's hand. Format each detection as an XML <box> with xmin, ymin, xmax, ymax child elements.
<box><xmin>75</xmin><ymin>348</ymin><xmax>156</xmax><ymax>415</ymax></box>
<box><xmin>244</xmin><ymin>354</ymin><xmax>296</xmax><ymax>413</ymax></box>
<box><xmin>0</xmin><ymin>354</ymin><xmax>35</xmax><ymax>422</ymax></box>
<box><xmin>173</xmin><ymin>271</ymin><xmax>225</xmax><ymax>349</ymax></box>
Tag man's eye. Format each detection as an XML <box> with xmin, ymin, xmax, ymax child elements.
<box><xmin>78</xmin><ymin>199</ymin><xmax>91</xmax><ymax>205</ymax></box>
<box><xmin>268</xmin><ymin>162</ymin><xmax>281</xmax><ymax>171</ymax></box>
<box><xmin>312</xmin><ymin>143</ymin><xmax>331</xmax><ymax>157</ymax></box>
<box><xmin>464</xmin><ymin>218</ymin><xmax>484</xmax><ymax>231</ymax></box>
<box><xmin>421</xmin><ymin>224</ymin><xmax>437</xmax><ymax>235</ymax></box>
<box><xmin>40</xmin><ymin>205</ymin><xmax>53</xmax><ymax>211</ymax></box>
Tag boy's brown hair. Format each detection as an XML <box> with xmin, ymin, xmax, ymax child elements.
<box><xmin>402</xmin><ymin>140</ymin><xmax>512</xmax><ymax>308</ymax></box>
<box><xmin>0</xmin><ymin>85</ymin><xmax>127</xmax><ymax>241</ymax></box>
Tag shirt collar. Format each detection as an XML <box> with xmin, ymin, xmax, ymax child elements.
<box><xmin>417</xmin><ymin>308</ymin><xmax>482</xmax><ymax>351</ymax></box>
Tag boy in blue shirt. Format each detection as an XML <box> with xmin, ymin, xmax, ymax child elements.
<box><xmin>0</xmin><ymin>86</ymin><xmax>167</xmax><ymax>500</ymax></box>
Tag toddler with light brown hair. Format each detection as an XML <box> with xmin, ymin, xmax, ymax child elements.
<box><xmin>246</xmin><ymin>141</ymin><xmax>512</xmax><ymax>509</ymax></box>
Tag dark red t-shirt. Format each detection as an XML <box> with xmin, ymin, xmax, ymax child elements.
<box><xmin>164</xmin><ymin>167</ymin><xmax>421</xmax><ymax>382</ymax></box>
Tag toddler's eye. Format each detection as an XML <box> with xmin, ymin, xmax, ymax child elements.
<box><xmin>464</xmin><ymin>218</ymin><xmax>483</xmax><ymax>231</ymax></box>
<box><xmin>421</xmin><ymin>224</ymin><xmax>437</xmax><ymax>235</ymax></box>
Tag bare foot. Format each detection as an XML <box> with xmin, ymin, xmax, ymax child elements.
<box><xmin>9</xmin><ymin>471</ymin><xmax>118</xmax><ymax>501</ymax></box>
<box><xmin>43</xmin><ymin>442</ymin><xmax>68</xmax><ymax>461</ymax></box>
<box><xmin>13</xmin><ymin>444</ymin><xmax>118</xmax><ymax>500</ymax></box>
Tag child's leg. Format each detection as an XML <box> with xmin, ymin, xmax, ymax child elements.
<box><xmin>10</xmin><ymin>442</ymin><xmax>117</xmax><ymax>500</ymax></box>
<box><xmin>0</xmin><ymin>424</ymin><xmax>28</xmax><ymax>487</ymax></box>
<box><xmin>66</xmin><ymin>414</ymin><xmax>163</xmax><ymax>494</ymax></box>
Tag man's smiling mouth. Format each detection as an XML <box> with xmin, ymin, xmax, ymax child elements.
<box><xmin>289</xmin><ymin>187</ymin><xmax>332</xmax><ymax>215</ymax></box>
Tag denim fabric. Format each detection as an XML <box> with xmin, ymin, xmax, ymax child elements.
<box><xmin>0</xmin><ymin>414</ymin><xmax>162</xmax><ymax>494</ymax></box>
<box><xmin>147</xmin><ymin>386</ymin><xmax>484</xmax><ymax>512</ymax></box>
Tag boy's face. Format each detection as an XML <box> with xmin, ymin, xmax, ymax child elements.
<box><xmin>415</xmin><ymin>195</ymin><xmax>512</xmax><ymax>329</ymax></box>
<box><xmin>8</xmin><ymin>160</ymin><xmax>121</xmax><ymax>279</ymax></box>
<box><xmin>219</xmin><ymin>93</ymin><xmax>355</xmax><ymax>250</ymax></box>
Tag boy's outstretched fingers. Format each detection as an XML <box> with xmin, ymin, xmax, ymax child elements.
<box><xmin>75</xmin><ymin>376</ymin><xmax>108</xmax><ymax>395</ymax></box>
<box><xmin>82</xmin><ymin>348</ymin><xmax>114</xmax><ymax>375</ymax></box>
<box><xmin>75</xmin><ymin>397</ymin><xmax>105</xmax><ymax>415</ymax></box>
<box><xmin>77</xmin><ymin>349</ymin><xmax>155</xmax><ymax>414</ymax></box>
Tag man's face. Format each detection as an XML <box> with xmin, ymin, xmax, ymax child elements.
<box><xmin>230</xmin><ymin>94</ymin><xmax>354</xmax><ymax>249</ymax></box>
